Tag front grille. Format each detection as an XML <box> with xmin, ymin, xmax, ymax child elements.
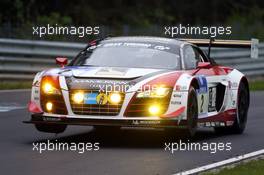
<box><xmin>70</xmin><ymin>90</ymin><xmax>125</xmax><ymax>116</ymax></box>
<box><xmin>125</xmin><ymin>95</ymin><xmax>171</xmax><ymax>117</ymax></box>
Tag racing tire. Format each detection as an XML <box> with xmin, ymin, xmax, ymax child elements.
<box><xmin>184</xmin><ymin>87</ymin><xmax>198</xmax><ymax>137</ymax></box>
<box><xmin>35</xmin><ymin>124</ymin><xmax>67</xmax><ymax>133</ymax></box>
<box><xmin>165</xmin><ymin>87</ymin><xmax>198</xmax><ymax>137</ymax></box>
<box><xmin>214</xmin><ymin>82</ymin><xmax>249</xmax><ymax>134</ymax></box>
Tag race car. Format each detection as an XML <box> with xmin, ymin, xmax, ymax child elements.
<box><xmin>24</xmin><ymin>36</ymin><xmax>258</xmax><ymax>136</ymax></box>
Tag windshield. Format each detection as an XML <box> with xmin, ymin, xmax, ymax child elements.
<box><xmin>78</xmin><ymin>42</ymin><xmax>181</xmax><ymax>69</ymax></box>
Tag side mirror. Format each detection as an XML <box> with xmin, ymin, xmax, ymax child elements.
<box><xmin>56</xmin><ymin>57</ymin><xmax>68</xmax><ymax>68</ymax></box>
<box><xmin>197</xmin><ymin>62</ymin><xmax>211</xmax><ymax>69</ymax></box>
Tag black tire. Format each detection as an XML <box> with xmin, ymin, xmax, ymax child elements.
<box><xmin>164</xmin><ymin>87</ymin><xmax>198</xmax><ymax>137</ymax></box>
<box><xmin>35</xmin><ymin>124</ymin><xmax>67</xmax><ymax>133</ymax></box>
<box><xmin>214</xmin><ymin>82</ymin><xmax>249</xmax><ymax>134</ymax></box>
<box><xmin>185</xmin><ymin>87</ymin><xmax>198</xmax><ymax>137</ymax></box>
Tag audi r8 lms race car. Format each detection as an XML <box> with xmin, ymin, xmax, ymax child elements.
<box><xmin>24</xmin><ymin>36</ymin><xmax>257</xmax><ymax>136</ymax></box>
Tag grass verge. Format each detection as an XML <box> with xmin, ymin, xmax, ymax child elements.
<box><xmin>249</xmin><ymin>80</ymin><xmax>264</xmax><ymax>91</ymax></box>
<box><xmin>203</xmin><ymin>158</ymin><xmax>264</xmax><ymax>175</ymax></box>
<box><xmin>0</xmin><ymin>81</ymin><xmax>32</xmax><ymax>90</ymax></box>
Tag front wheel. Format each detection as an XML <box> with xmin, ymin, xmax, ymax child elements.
<box><xmin>185</xmin><ymin>87</ymin><xmax>198</xmax><ymax>137</ymax></box>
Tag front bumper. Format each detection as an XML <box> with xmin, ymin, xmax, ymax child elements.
<box><xmin>23</xmin><ymin>114</ymin><xmax>187</xmax><ymax>128</ymax></box>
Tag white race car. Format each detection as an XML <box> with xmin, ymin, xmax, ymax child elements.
<box><xmin>24</xmin><ymin>36</ymin><xmax>257</xmax><ymax>136</ymax></box>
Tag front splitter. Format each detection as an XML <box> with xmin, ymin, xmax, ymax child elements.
<box><xmin>23</xmin><ymin>114</ymin><xmax>187</xmax><ymax>128</ymax></box>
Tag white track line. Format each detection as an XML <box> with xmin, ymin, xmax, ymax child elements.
<box><xmin>0</xmin><ymin>106</ymin><xmax>26</xmax><ymax>112</ymax></box>
<box><xmin>0</xmin><ymin>89</ymin><xmax>30</xmax><ymax>93</ymax></box>
<box><xmin>174</xmin><ymin>149</ymin><xmax>264</xmax><ymax>175</ymax></box>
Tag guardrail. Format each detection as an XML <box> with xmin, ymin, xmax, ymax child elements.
<box><xmin>0</xmin><ymin>38</ymin><xmax>263</xmax><ymax>80</ymax></box>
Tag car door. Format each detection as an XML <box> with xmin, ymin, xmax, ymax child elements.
<box><xmin>183</xmin><ymin>45</ymin><xmax>229</xmax><ymax>118</ymax></box>
<box><xmin>194</xmin><ymin>46</ymin><xmax>230</xmax><ymax>117</ymax></box>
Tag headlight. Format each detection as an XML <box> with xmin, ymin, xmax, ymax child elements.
<box><xmin>148</xmin><ymin>105</ymin><xmax>161</xmax><ymax>115</ymax></box>
<box><xmin>72</xmin><ymin>91</ymin><xmax>84</xmax><ymax>104</ymax></box>
<box><xmin>41</xmin><ymin>76</ymin><xmax>61</xmax><ymax>95</ymax></box>
<box><xmin>45</xmin><ymin>102</ymin><xmax>53</xmax><ymax>111</ymax></box>
<box><xmin>109</xmin><ymin>92</ymin><xmax>122</xmax><ymax>104</ymax></box>
<box><xmin>42</xmin><ymin>82</ymin><xmax>61</xmax><ymax>94</ymax></box>
<box><xmin>136</xmin><ymin>87</ymin><xmax>171</xmax><ymax>98</ymax></box>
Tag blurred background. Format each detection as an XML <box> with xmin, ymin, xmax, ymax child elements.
<box><xmin>0</xmin><ymin>0</ymin><xmax>263</xmax><ymax>41</ymax></box>
<box><xmin>0</xmin><ymin>0</ymin><xmax>264</xmax><ymax>85</ymax></box>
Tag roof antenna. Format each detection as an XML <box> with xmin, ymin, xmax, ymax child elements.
<box><xmin>208</xmin><ymin>37</ymin><xmax>215</xmax><ymax>58</ymax></box>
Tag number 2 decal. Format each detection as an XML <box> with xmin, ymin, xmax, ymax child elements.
<box><xmin>200</xmin><ymin>94</ymin><xmax>204</xmax><ymax>113</ymax></box>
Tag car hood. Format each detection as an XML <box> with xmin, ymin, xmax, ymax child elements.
<box><xmin>52</xmin><ymin>66</ymin><xmax>166</xmax><ymax>79</ymax></box>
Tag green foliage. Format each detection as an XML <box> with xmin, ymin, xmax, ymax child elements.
<box><xmin>249</xmin><ymin>80</ymin><xmax>264</xmax><ymax>91</ymax></box>
<box><xmin>0</xmin><ymin>81</ymin><xmax>32</xmax><ymax>90</ymax></box>
<box><xmin>203</xmin><ymin>159</ymin><xmax>264</xmax><ymax>175</ymax></box>
<box><xmin>36</xmin><ymin>12</ymin><xmax>72</xmax><ymax>26</ymax></box>
<box><xmin>226</xmin><ymin>6</ymin><xmax>264</xmax><ymax>40</ymax></box>
<box><xmin>0</xmin><ymin>0</ymin><xmax>263</xmax><ymax>41</ymax></box>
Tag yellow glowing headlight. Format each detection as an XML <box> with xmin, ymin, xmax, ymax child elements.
<box><xmin>46</xmin><ymin>102</ymin><xmax>53</xmax><ymax>111</ymax></box>
<box><xmin>43</xmin><ymin>83</ymin><xmax>52</xmax><ymax>92</ymax></box>
<box><xmin>148</xmin><ymin>105</ymin><xmax>161</xmax><ymax>115</ymax></box>
<box><xmin>42</xmin><ymin>82</ymin><xmax>60</xmax><ymax>95</ymax></box>
<box><xmin>109</xmin><ymin>93</ymin><xmax>122</xmax><ymax>104</ymax></box>
<box><xmin>72</xmin><ymin>92</ymin><xmax>84</xmax><ymax>104</ymax></box>
<box><xmin>156</xmin><ymin>87</ymin><xmax>169</xmax><ymax>96</ymax></box>
<box><xmin>136</xmin><ymin>87</ymin><xmax>171</xmax><ymax>98</ymax></box>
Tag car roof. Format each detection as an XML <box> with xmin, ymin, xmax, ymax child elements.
<box><xmin>102</xmin><ymin>36</ymin><xmax>186</xmax><ymax>46</ymax></box>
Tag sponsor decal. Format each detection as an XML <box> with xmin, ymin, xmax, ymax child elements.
<box><xmin>181</xmin><ymin>86</ymin><xmax>188</xmax><ymax>90</ymax></box>
<box><xmin>196</xmin><ymin>76</ymin><xmax>208</xmax><ymax>94</ymax></box>
<box><xmin>220</xmin><ymin>122</ymin><xmax>226</xmax><ymax>126</ymax></box>
<box><xmin>33</xmin><ymin>89</ymin><xmax>40</xmax><ymax>100</ymax></box>
<box><xmin>196</xmin><ymin>76</ymin><xmax>208</xmax><ymax>114</ymax></box>
<box><xmin>95</xmin><ymin>67</ymin><xmax>128</xmax><ymax>76</ymax></box>
<box><xmin>197</xmin><ymin>93</ymin><xmax>208</xmax><ymax>115</ymax></box>
<box><xmin>101</xmin><ymin>42</ymin><xmax>174</xmax><ymax>52</ymax></box>
<box><xmin>68</xmin><ymin>78</ymin><xmax>130</xmax><ymax>92</ymax></box>
<box><xmin>171</xmin><ymin>101</ymin><xmax>181</xmax><ymax>105</ymax></box>
<box><xmin>173</xmin><ymin>93</ymin><xmax>182</xmax><ymax>98</ymax></box>
<box><xmin>71</xmin><ymin>79</ymin><xmax>128</xmax><ymax>85</ymax></box>
<box><xmin>34</xmin><ymin>90</ymin><xmax>39</xmax><ymax>94</ymax></box>
<box><xmin>33</xmin><ymin>80</ymin><xmax>40</xmax><ymax>87</ymax></box>
<box><xmin>231</xmin><ymin>82</ymin><xmax>238</xmax><ymax>88</ymax></box>
<box><xmin>198</xmin><ymin>122</ymin><xmax>226</xmax><ymax>127</ymax></box>
<box><xmin>103</xmin><ymin>42</ymin><xmax>151</xmax><ymax>48</ymax></box>
<box><xmin>84</xmin><ymin>93</ymin><xmax>98</xmax><ymax>105</ymax></box>
<box><xmin>96</xmin><ymin>93</ymin><xmax>108</xmax><ymax>105</ymax></box>
<box><xmin>200</xmin><ymin>94</ymin><xmax>205</xmax><ymax>113</ymax></box>
<box><xmin>208</xmin><ymin>87</ymin><xmax>217</xmax><ymax>112</ymax></box>
<box><xmin>154</xmin><ymin>45</ymin><xmax>170</xmax><ymax>51</ymax></box>
<box><xmin>43</xmin><ymin>117</ymin><xmax>61</xmax><ymax>121</ymax></box>
<box><xmin>226</xmin><ymin>120</ymin><xmax>234</xmax><ymax>126</ymax></box>
<box><xmin>132</xmin><ymin>120</ymin><xmax>139</xmax><ymax>125</ymax></box>
<box><xmin>132</xmin><ymin>120</ymin><xmax>161</xmax><ymax>125</ymax></box>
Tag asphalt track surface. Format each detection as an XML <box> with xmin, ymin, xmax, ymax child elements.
<box><xmin>0</xmin><ymin>90</ymin><xmax>263</xmax><ymax>175</ymax></box>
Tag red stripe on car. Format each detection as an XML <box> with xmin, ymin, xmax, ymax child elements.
<box><xmin>160</xmin><ymin>106</ymin><xmax>185</xmax><ymax>118</ymax></box>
